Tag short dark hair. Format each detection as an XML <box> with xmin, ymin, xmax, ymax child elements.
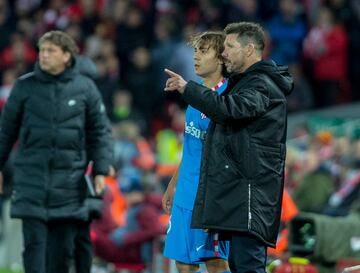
<box><xmin>224</xmin><ymin>22</ymin><xmax>265</xmax><ymax>53</ymax></box>
<box><xmin>38</xmin><ymin>31</ymin><xmax>79</xmax><ymax>64</ymax></box>
<box><xmin>188</xmin><ymin>31</ymin><xmax>225</xmax><ymax>60</ymax></box>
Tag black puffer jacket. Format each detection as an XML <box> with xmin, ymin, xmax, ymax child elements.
<box><xmin>186</xmin><ymin>60</ymin><xmax>293</xmax><ymax>247</ymax></box>
<box><xmin>0</xmin><ymin>60</ymin><xmax>111</xmax><ymax>221</ymax></box>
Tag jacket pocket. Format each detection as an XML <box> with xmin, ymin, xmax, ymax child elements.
<box><xmin>252</xmin><ymin>141</ymin><xmax>283</xmax><ymax>176</ymax></box>
<box><xmin>220</xmin><ymin>146</ymin><xmax>246</xmax><ymax>180</ymax></box>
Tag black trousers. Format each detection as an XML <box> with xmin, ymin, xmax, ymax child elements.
<box><xmin>228</xmin><ymin>233</ymin><xmax>267</xmax><ymax>273</ymax></box>
<box><xmin>22</xmin><ymin>218</ymin><xmax>92</xmax><ymax>273</ymax></box>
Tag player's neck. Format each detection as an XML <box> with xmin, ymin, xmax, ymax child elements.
<box><xmin>202</xmin><ymin>73</ymin><xmax>224</xmax><ymax>89</ymax></box>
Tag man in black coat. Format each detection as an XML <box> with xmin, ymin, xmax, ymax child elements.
<box><xmin>0</xmin><ymin>31</ymin><xmax>111</xmax><ymax>273</ymax></box>
<box><xmin>164</xmin><ymin>22</ymin><xmax>293</xmax><ymax>273</ymax></box>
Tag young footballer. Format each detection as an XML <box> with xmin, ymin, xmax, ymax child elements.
<box><xmin>162</xmin><ymin>31</ymin><xmax>230</xmax><ymax>273</ymax></box>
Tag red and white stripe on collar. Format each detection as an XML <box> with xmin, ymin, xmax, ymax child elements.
<box><xmin>211</xmin><ymin>78</ymin><xmax>226</xmax><ymax>91</ymax></box>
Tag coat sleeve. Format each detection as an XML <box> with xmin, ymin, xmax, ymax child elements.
<box><xmin>85</xmin><ymin>79</ymin><xmax>112</xmax><ymax>175</ymax></box>
<box><xmin>182</xmin><ymin>77</ymin><xmax>270</xmax><ymax>125</ymax></box>
<box><xmin>0</xmin><ymin>80</ymin><xmax>25</xmax><ymax>170</ymax></box>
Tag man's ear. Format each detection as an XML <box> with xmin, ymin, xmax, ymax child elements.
<box><xmin>63</xmin><ymin>51</ymin><xmax>71</xmax><ymax>64</ymax></box>
<box><xmin>247</xmin><ymin>43</ymin><xmax>255</xmax><ymax>57</ymax></box>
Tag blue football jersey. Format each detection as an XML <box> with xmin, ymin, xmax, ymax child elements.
<box><xmin>173</xmin><ymin>79</ymin><xmax>228</xmax><ymax>210</ymax></box>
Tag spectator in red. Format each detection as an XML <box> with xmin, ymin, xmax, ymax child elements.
<box><xmin>91</xmin><ymin>181</ymin><xmax>165</xmax><ymax>265</ymax></box>
<box><xmin>303</xmin><ymin>5</ymin><xmax>348</xmax><ymax>108</ymax></box>
<box><xmin>0</xmin><ymin>32</ymin><xmax>37</xmax><ymax>73</ymax></box>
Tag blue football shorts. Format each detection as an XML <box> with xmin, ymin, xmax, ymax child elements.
<box><xmin>163</xmin><ymin>204</ymin><xmax>229</xmax><ymax>264</ymax></box>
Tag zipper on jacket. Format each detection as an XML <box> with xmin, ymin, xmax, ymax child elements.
<box><xmin>45</xmin><ymin>83</ymin><xmax>57</xmax><ymax>218</ymax></box>
<box><xmin>248</xmin><ymin>183</ymin><xmax>252</xmax><ymax>230</ymax></box>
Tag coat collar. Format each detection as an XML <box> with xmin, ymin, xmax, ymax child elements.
<box><xmin>34</xmin><ymin>61</ymin><xmax>76</xmax><ymax>83</ymax></box>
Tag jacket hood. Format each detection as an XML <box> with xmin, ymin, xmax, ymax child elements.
<box><xmin>75</xmin><ymin>55</ymin><xmax>98</xmax><ymax>79</ymax></box>
<box><xmin>34</xmin><ymin>62</ymin><xmax>75</xmax><ymax>82</ymax></box>
<box><xmin>244</xmin><ymin>60</ymin><xmax>294</xmax><ymax>95</ymax></box>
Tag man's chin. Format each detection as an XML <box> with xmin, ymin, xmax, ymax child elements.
<box><xmin>224</xmin><ymin>64</ymin><xmax>231</xmax><ymax>72</ymax></box>
<box><xmin>40</xmin><ymin>66</ymin><xmax>55</xmax><ymax>75</ymax></box>
<box><xmin>40</xmin><ymin>64</ymin><xmax>48</xmax><ymax>71</ymax></box>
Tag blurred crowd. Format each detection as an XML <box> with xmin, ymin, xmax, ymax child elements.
<box><xmin>0</xmin><ymin>0</ymin><xmax>360</xmax><ymax>129</ymax></box>
<box><xmin>0</xmin><ymin>0</ymin><xmax>360</xmax><ymax>271</ymax></box>
<box><xmin>287</xmin><ymin>120</ymin><xmax>360</xmax><ymax>217</ymax></box>
<box><xmin>276</xmin><ymin>118</ymin><xmax>360</xmax><ymax>272</ymax></box>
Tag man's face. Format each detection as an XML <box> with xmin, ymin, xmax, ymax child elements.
<box><xmin>193</xmin><ymin>43</ymin><xmax>222</xmax><ymax>79</ymax></box>
<box><xmin>39</xmin><ymin>41</ymin><xmax>70</xmax><ymax>75</ymax></box>
<box><xmin>222</xmin><ymin>34</ymin><xmax>247</xmax><ymax>74</ymax></box>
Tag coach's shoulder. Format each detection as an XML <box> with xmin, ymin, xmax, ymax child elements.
<box><xmin>18</xmin><ymin>72</ymin><xmax>35</xmax><ymax>81</ymax></box>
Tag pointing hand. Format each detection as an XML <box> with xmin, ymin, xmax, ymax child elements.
<box><xmin>164</xmin><ymin>69</ymin><xmax>187</xmax><ymax>94</ymax></box>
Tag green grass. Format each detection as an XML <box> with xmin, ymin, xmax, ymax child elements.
<box><xmin>0</xmin><ymin>269</ymin><xmax>23</xmax><ymax>273</ymax></box>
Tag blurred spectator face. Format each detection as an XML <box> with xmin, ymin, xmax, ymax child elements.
<box><xmin>39</xmin><ymin>42</ymin><xmax>70</xmax><ymax>75</ymax></box>
<box><xmin>280</xmin><ymin>0</ymin><xmax>298</xmax><ymax>20</ymax></box>
<box><xmin>131</xmin><ymin>47</ymin><xmax>151</xmax><ymax>69</ymax></box>
<box><xmin>2</xmin><ymin>69</ymin><xmax>17</xmax><ymax>86</ymax></box>
<box><xmin>113</xmin><ymin>89</ymin><xmax>132</xmax><ymax>108</ymax></box>
<box><xmin>236</xmin><ymin>0</ymin><xmax>258</xmax><ymax>16</ymax></box>
<box><xmin>95</xmin><ymin>22</ymin><xmax>107</xmax><ymax>38</ymax></box>
<box><xmin>112</xmin><ymin>89</ymin><xmax>132</xmax><ymax>120</ymax></box>
<box><xmin>17</xmin><ymin>18</ymin><xmax>35</xmax><ymax>40</ymax></box>
<box><xmin>199</xmin><ymin>0</ymin><xmax>219</xmax><ymax>21</ymax></box>
<box><xmin>65</xmin><ymin>24</ymin><xmax>83</xmax><ymax>45</ymax></box>
<box><xmin>80</xmin><ymin>0</ymin><xmax>97</xmax><ymax>15</ymax></box>
<box><xmin>94</xmin><ymin>54</ymin><xmax>119</xmax><ymax>79</ymax></box>
<box><xmin>182</xmin><ymin>23</ymin><xmax>196</xmax><ymax>40</ymax></box>
<box><xmin>112</xmin><ymin>0</ymin><xmax>129</xmax><ymax>23</ymax></box>
<box><xmin>100</xmin><ymin>40</ymin><xmax>116</xmax><ymax>57</ymax></box>
<box><xmin>107</xmin><ymin>57</ymin><xmax>120</xmax><ymax>75</ymax></box>
<box><xmin>126</xmin><ymin>7</ymin><xmax>143</xmax><ymax>28</ymax></box>
<box><xmin>95</xmin><ymin>58</ymin><xmax>107</xmax><ymax>76</ymax></box>
<box><xmin>11</xmin><ymin>35</ymin><xmax>27</xmax><ymax>61</ymax></box>
<box><xmin>155</xmin><ymin>16</ymin><xmax>175</xmax><ymax>41</ymax></box>
<box><xmin>317</xmin><ymin>7</ymin><xmax>334</xmax><ymax>29</ymax></box>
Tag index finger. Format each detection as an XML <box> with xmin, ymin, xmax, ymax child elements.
<box><xmin>164</xmin><ymin>68</ymin><xmax>180</xmax><ymax>78</ymax></box>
